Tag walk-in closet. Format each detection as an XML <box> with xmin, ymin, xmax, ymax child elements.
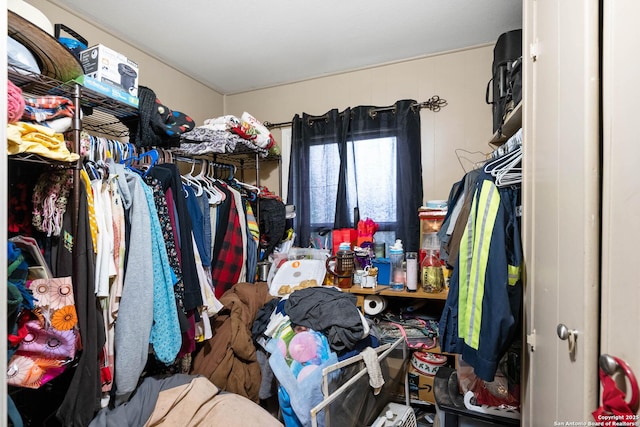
<box><xmin>4</xmin><ymin>1</ymin><xmax>640</xmax><ymax>427</ymax></box>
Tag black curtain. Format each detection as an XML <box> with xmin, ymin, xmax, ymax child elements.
<box><xmin>287</xmin><ymin>99</ymin><xmax>423</xmax><ymax>252</ymax></box>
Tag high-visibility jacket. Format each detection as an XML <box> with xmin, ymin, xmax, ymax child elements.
<box><xmin>439</xmin><ymin>172</ymin><xmax>522</xmax><ymax>382</ymax></box>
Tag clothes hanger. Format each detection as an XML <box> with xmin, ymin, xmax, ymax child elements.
<box><xmin>228</xmin><ymin>164</ymin><xmax>261</xmax><ymax>197</ymax></box>
<box><xmin>494</xmin><ymin>148</ymin><xmax>522</xmax><ymax>187</ymax></box>
<box><xmin>179</xmin><ymin>158</ymin><xmax>204</xmax><ymax>197</ymax></box>
<box><xmin>120</xmin><ymin>142</ymin><xmax>137</xmax><ymax>165</ymax></box>
<box><xmin>206</xmin><ymin>160</ymin><xmax>226</xmax><ymax>202</ymax></box>
<box><xmin>484</xmin><ymin>144</ymin><xmax>520</xmax><ymax>173</ymax></box>
<box><xmin>484</xmin><ymin>145</ymin><xmax>522</xmax><ymax>187</ymax></box>
<box><xmin>194</xmin><ymin>159</ymin><xmax>221</xmax><ymax>203</ymax></box>
<box><xmin>455</xmin><ymin>148</ymin><xmax>489</xmax><ymax>173</ymax></box>
<box><xmin>125</xmin><ymin>148</ymin><xmax>159</xmax><ymax>177</ymax></box>
<box><xmin>107</xmin><ymin>138</ymin><xmax>123</xmax><ymax>163</ymax></box>
<box><xmin>489</xmin><ymin>128</ymin><xmax>523</xmax><ymax>160</ymax></box>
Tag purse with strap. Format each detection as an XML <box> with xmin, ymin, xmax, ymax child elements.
<box><xmin>375</xmin><ymin>314</ymin><xmax>438</xmax><ymax>350</ymax></box>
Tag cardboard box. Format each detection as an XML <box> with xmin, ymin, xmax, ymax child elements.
<box><xmin>74</xmin><ymin>75</ymin><xmax>139</xmax><ymax>109</ymax></box>
<box><xmin>79</xmin><ymin>44</ymin><xmax>139</xmax><ymax>97</ymax></box>
<box><xmin>407</xmin><ymin>364</ymin><xmax>436</xmax><ymax>404</ymax></box>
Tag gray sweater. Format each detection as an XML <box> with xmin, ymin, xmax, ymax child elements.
<box><xmin>113</xmin><ymin>169</ymin><xmax>155</xmax><ymax>405</ymax></box>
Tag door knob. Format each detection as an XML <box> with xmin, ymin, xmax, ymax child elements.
<box><xmin>557</xmin><ymin>323</ymin><xmax>577</xmax><ymax>361</ymax></box>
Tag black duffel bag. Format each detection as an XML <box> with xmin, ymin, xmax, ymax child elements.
<box><xmin>486</xmin><ymin>29</ymin><xmax>522</xmax><ymax>134</ymax></box>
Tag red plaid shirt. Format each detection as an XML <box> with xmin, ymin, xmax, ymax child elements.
<box><xmin>212</xmin><ymin>193</ymin><xmax>245</xmax><ymax>298</ymax></box>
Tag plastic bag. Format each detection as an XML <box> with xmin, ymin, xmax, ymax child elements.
<box><xmin>356</xmin><ymin>218</ymin><xmax>379</xmax><ymax>246</ymax></box>
<box><xmin>267</xmin><ymin>325</ymin><xmax>338</xmax><ymax>427</ymax></box>
<box><xmin>457</xmin><ymin>354</ymin><xmax>520</xmax><ymax>410</ymax></box>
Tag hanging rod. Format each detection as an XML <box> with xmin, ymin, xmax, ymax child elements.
<box><xmin>174</xmin><ymin>155</ymin><xmax>235</xmax><ymax>169</ymax></box>
<box><xmin>263</xmin><ymin>95</ymin><xmax>448</xmax><ymax>129</ymax></box>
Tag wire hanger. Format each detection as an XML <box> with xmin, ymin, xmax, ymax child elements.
<box><xmin>455</xmin><ymin>148</ymin><xmax>489</xmax><ymax>173</ymax></box>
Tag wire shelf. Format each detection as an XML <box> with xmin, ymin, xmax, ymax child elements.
<box><xmin>9</xmin><ymin>65</ymin><xmax>137</xmax><ymax>138</ymax></box>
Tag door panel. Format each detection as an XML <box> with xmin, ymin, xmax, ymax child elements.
<box><xmin>523</xmin><ymin>0</ymin><xmax>600</xmax><ymax>423</ymax></box>
<box><xmin>601</xmin><ymin>0</ymin><xmax>640</xmax><ymax>391</ymax></box>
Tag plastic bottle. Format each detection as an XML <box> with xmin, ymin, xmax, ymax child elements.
<box><xmin>421</xmin><ymin>248</ymin><xmax>444</xmax><ymax>292</ymax></box>
<box><xmin>405</xmin><ymin>251</ymin><xmax>418</xmax><ymax>292</ymax></box>
<box><xmin>389</xmin><ymin>239</ymin><xmax>405</xmax><ymax>291</ymax></box>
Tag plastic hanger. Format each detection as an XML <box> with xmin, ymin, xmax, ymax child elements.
<box><xmin>180</xmin><ymin>159</ymin><xmax>204</xmax><ymax>197</ymax></box>
<box><xmin>206</xmin><ymin>161</ymin><xmax>226</xmax><ymax>202</ymax></box>
<box><xmin>120</xmin><ymin>142</ymin><xmax>137</xmax><ymax>165</ymax></box>
<box><xmin>194</xmin><ymin>159</ymin><xmax>220</xmax><ymax>203</ymax></box>
<box><xmin>125</xmin><ymin>148</ymin><xmax>159</xmax><ymax>177</ymax></box>
<box><xmin>484</xmin><ymin>145</ymin><xmax>522</xmax><ymax>187</ymax></box>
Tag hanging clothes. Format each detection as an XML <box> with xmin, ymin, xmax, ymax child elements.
<box><xmin>113</xmin><ymin>169</ymin><xmax>156</xmax><ymax>405</ymax></box>
<box><xmin>147</xmin><ymin>163</ymin><xmax>203</xmax><ymax>312</ymax></box>
<box><xmin>56</xmin><ymin>178</ymin><xmax>105</xmax><ymax>427</ymax></box>
<box><xmin>105</xmin><ymin>165</ymin><xmax>127</xmax><ymax>392</ymax></box>
<box><xmin>439</xmin><ymin>171</ymin><xmax>523</xmax><ymax>382</ymax></box>
<box><xmin>211</xmin><ymin>182</ymin><xmax>245</xmax><ymax>298</ymax></box>
<box><xmin>139</xmin><ymin>179</ymin><xmax>182</xmax><ymax>366</ymax></box>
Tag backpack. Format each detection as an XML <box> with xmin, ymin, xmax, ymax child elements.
<box><xmin>257</xmin><ymin>198</ymin><xmax>286</xmax><ymax>258</ymax></box>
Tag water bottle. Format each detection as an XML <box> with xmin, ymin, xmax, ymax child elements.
<box><xmin>389</xmin><ymin>239</ymin><xmax>405</xmax><ymax>291</ymax></box>
<box><xmin>406</xmin><ymin>251</ymin><xmax>418</xmax><ymax>292</ymax></box>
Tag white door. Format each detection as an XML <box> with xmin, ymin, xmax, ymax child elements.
<box><xmin>600</xmin><ymin>0</ymin><xmax>640</xmax><ymax>408</ymax></box>
<box><xmin>522</xmin><ymin>0</ymin><xmax>601</xmax><ymax>424</ymax></box>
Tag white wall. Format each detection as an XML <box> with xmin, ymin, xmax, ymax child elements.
<box><xmin>225</xmin><ymin>45</ymin><xmax>496</xmax><ymax>202</ymax></box>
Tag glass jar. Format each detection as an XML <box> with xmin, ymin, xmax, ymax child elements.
<box><xmin>421</xmin><ymin>248</ymin><xmax>444</xmax><ymax>292</ymax></box>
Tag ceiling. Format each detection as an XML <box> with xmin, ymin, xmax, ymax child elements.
<box><xmin>54</xmin><ymin>0</ymin><xmax>522</xmax><ymax>95</ymax></box>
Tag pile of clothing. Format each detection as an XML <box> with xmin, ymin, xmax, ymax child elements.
<box><xmin>176</xmin><ymin>112</ymin><xmax>277</xmax><ymax>157</ymax></box>
<box><xmin>89</xmin><ymin>374</ymin><xmax>283</xmax><ymax>427</ymax></box>
<box><xmin>253</xmin><ymin>286</ymin><xmax>376</xmax><ymax>427</ymax></box>
<box><xmin>6</xmin><ymin>80</ymin><xmax>79</xmax><ymax>162</ymax></box>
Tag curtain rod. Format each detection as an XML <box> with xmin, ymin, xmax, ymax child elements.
<box><xmin>264</xmin><ymin>95</ymin><xmax>447</xmax><ymax>129</ymax></box>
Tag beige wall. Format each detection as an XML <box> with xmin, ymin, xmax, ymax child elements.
<box><xmin>26</xmin><ymin>0</ymin><xmax>224</xmax><ymax>124</ymax></box>
<box><xmin>225</xmin><ymin>46</ymin><xmax>496</xmax><ymax>202</ymax></box>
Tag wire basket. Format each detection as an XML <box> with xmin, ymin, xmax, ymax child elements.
<box><xmin>371</xmin><ymin>402</ymin><xmax>417</xmax><ymax>427</ymax></box>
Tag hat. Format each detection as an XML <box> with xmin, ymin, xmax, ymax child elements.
<box><xmin>8</xmin><ymin>10</ymin><xmax>84</xmax><ymax>82</ymax></box>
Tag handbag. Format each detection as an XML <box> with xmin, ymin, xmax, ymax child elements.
<box><xmin>7</xmin><ymin>276</ymin><xmax>80</xmax><ymax>389</ymax></box>
<box><xmin>375</xmin><ymin>314</ymin><xmax>438</xmax><ymax>351</ymax></box>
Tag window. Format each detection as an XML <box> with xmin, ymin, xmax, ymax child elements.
<box><xmin>288</xmin><ymin>100</ymin><xmax>423</xmax><ymax>253</ymax></box>
<box><xmin>308</xmin><ymin>137</ymin><xmax>398</xmax><ymax>250</ymax></box>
